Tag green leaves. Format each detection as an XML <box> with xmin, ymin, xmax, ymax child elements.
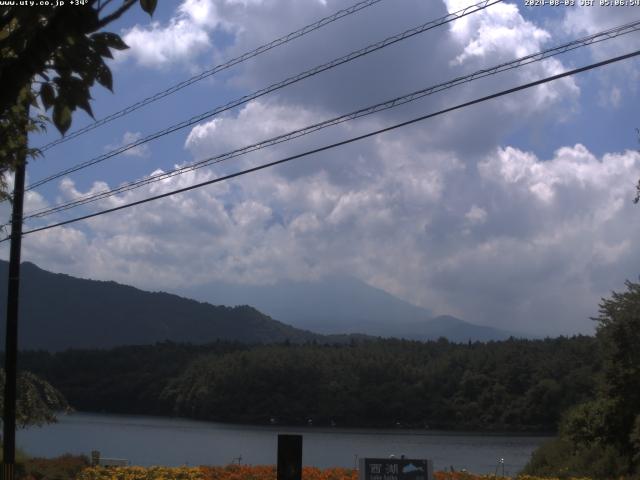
<box><xmin>40</xmin><ymin>83</ymin><xmax>55</xmax><ymax>110</ymax></box>
<box><xmin>6</xmin><ymin>8</ymin><xmax>132</xmax><ymax>138</ymax></box>
<box><xmin>91</xmin><ymin>38</ymin><xmax>114</xmax><ymax>59</ymax></box>
<box><xmin>52</xmin><ymin>103</ymin><xmax>72</xmax><ymax>135</ymax></box>
<box><xmin>140</xmin><ymin>0</ymin><xmax>158</xmax><ymax>15</ymax></box>
<box><xmin>95</xmin><ymin>63</ymin><xmax>113</xmax><ymax>91</ymax></box>
<box><xmin>90</xmin><ymin>32</ymin><xmax>129</xmax><ymax>51</ymax></box>
<box><xmin>535</xmin><ymin>281</ymin><xmax>640</xmax><ymax>477</ymax></box>
<box><xmin>42</xmin><ymin>72</ymin><xmax>95</xmax><ymax>133</ymax></box>
<box><xmin>0</xmin><ymin>0</ymin><xmax>153</xmax><ymax>194</ymax></box>
<box><xmin>0</xmin><ymin>0</ymin><xmax>149</xmax><ymax>148</ymax></box>
<box><xmin>0</xmin><ymin>369</ymin><xmax>70</xmax><ymax>428</ymax></box>
<box><xmin>75</xmin><ymin>92</ymin><xmax>94</xmax><ymax>118</ymax></box>
<box><xmin>37</xmin><ymin>26</ymin><xmax>123</xmax><ymax>133</ymax></box>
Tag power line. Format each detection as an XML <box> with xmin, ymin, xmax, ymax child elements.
<box><xmin>20</xmin><ymin>19</ymin><xmax>640</xmax><ymax>221</ymax></box>
<box><xmin>25</xmin><ymin>0</ymin><xmax>502</xmax><ymax>192</ymax></box>
<box><xmin>35</xmin><ymin>0</ymin><xmax>386</xmax><ymax>153</ymax></box>
<box><xmin>9</xmin><ymin>48</ymin><xmax>640</xmax><ymax>242</ymax></box>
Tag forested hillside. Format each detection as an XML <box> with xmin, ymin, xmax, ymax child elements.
<box><xmin>0</xmin><ymin>261</ymin><xmax>518</xmax><ymax>348</ymax></box>
<box><xmin>0</xmin><ymin>261</ymin><xmax>323</xmax><ymax>350</ymax></box>
<box><xmin>18</xmin><ymin>335</ymin><xmax>598</xmax><ymax>431</ymax></box>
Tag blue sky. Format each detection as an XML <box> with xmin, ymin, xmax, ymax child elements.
<box><xmin>3</xmin><ymin>0</ymin><xmax>640</xmax><ymax>336</ymax></box>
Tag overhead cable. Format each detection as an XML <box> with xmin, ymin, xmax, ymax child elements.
<box><xmin>9</xmin><ymin>48</ymin><xmax>640</xmax><ymax>241</ymax></box>
<box><xmin>35</xmin><ymin>0</ymin><xmax>387</xmax><ymax>153</ymax></box>
<box><xmin>25</xmin><ymin>0</ymin><xmax>503</xmax><ymax>191</ymax></box>
<box><xmin>20</xmin><ymin>19</ymin><xmax>640</xmax><ymax>221</ymax></box>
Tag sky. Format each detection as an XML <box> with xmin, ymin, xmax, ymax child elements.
<box><xmin>2</xmin><ymin>0</ymin><xmax>640</xmax><ymax>336</ymax></box>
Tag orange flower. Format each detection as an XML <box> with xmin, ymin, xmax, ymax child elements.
<box><xmin>79</xmin><ymin>464</ymin><xmax>592</xmax><ymax>480</ymax></box>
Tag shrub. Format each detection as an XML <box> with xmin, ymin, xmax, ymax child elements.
<box><xmin>522</xmin><ymin>437</ymin><xmax>633</xmax><ymax>480</ymax></box>
<box><xmin>20</xmin><ymin>454</ymin><xmax>90</xmax><ymax>480</ymax></box>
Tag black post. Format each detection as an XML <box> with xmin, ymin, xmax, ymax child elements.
<box><xmin>2</xmin><ymin>131</ymin><xmax>27</xmax><ymax>480</ymax></box>
<box><xmin>277</xmin><ymin>434</ymin><xmax>302</xmax><ymax>480</ymax></box>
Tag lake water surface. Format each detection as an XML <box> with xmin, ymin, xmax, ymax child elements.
<box><xmin>17</xmin><ymin>413</ymin><xmax>551</xmax><ymax>475</ymax></box>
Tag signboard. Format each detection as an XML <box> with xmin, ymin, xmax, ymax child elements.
<box><xmin>359</xmin><ymin>458</ymin><xmax>433</xmax><ymax>480</ymax></box>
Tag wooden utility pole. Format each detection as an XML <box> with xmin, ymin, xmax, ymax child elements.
<box><xmin>2</xmin><ymin>104</ymin><xmax>28</xmax><ymax>480</ymax></box>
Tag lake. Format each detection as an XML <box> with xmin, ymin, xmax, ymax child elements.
<box><xmin>17</xmin><ymin>413</ymin><xmax>551</xmax><ymax>475</ymax></box>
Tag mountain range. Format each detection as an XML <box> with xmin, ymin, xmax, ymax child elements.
<box><xmin>178</xmin><ymin>275</ymin><xmax>517</xmax><ymax>341</ymax></box>
<box><xmin>0</xmin><ymin>260</ymin><xmax>518</xmax><ymax>351</ymax></box>
<box><xmin>0</xmin><ymin>261</ymin><xmax>321</xmax><ymax>350</ymax></box>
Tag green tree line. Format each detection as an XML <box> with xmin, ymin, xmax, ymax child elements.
<box><xmin>16</xmin><ymin>335</ymin><xmax>598</xmax><ymax>431</ymax></box>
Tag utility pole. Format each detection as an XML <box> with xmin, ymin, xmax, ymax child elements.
<box><xmin>2</xmin><ymin>102</ymin><xmax>28</xmax><ymax>480</ymax></box>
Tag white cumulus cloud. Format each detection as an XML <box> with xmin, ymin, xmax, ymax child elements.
<box><xmin>105</xmin><ymin>131</ymin><xmax>151</xmax><ymax>158</ymax></box>
<box><xmin>10</xmin><ymin>0</ymin><xmax>640</xmax><ymax>340</ymax></box>
<box><xmin>118</xmin><ymin>0</ymin><xmax>224</xmax><ymax>68</ymax></box>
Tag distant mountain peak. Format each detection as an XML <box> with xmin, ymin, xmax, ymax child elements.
<box><xmin>0</xmin><ymin>260</ymin><xmax>524</xmax><ymax>349</ymax></box>
<box><xmin>178</xmin><ymin>274</ymin><xmax>522</xmax><ymax>342</ymax></box>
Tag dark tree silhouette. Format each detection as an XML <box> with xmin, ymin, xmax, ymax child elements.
<box><xmin>0</xmin><ymin>0</ymin><xmax>156</xmax><ymax>197</ymax></box>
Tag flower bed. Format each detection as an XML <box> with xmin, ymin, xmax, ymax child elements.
<box><xmin>76</xmin><ymin>465</ymin><xmax>592</xmax><ymax>480</ymax></box>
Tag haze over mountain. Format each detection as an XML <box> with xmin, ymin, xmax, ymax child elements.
<box><xmin>179</xmin><ymin>275</ymin><xmax>520</xmax><ymax>342</ymax></box>
<box><xmin>0</xmin><ymin>261</ymin><xmax>520</xmax><ymax>351</ymax></box>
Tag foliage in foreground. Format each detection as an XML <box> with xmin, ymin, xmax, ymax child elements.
<box><xmin>77</xmin><ymin>466</ymin><xmax>354</xmax><ymax>480</ymax></box>
<box><xmin>0</xmin><ymin>368</ymin><xmax>69</xmax><ymax>427</ymax></box>
<box><xmin>0</xmin><ymin>1</ymin><xmax>156</xmax><ymax>199</ymax></box>
<box><xmin>20</xmin><ymin>454</ymin><xmax>89</xmax><ymax>480</ymax></box>
<box><xmin>522</xmin><ymin>437</ymin><xmax>632</xmax><ymax>480</ymax></box>
<box><xmin>524</xmin><ymin>280</ymin><xmax>640</xmax><ymax>479</ymax></box>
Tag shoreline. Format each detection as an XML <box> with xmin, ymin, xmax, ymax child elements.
<box><xmin>54</xmin><ymin>411</ymin><xmax>556</xmax><ymax>437</ymax></box>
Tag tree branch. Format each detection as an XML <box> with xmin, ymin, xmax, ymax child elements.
<box><xmin>96</xmin><ymin>0</ymin><xmax>136</xmax><ymax>29</ymax></box>
<box><xmin>0</xmin><ymin>8</ymin><xmax>66</xmax><ymax>116</ymax></box>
